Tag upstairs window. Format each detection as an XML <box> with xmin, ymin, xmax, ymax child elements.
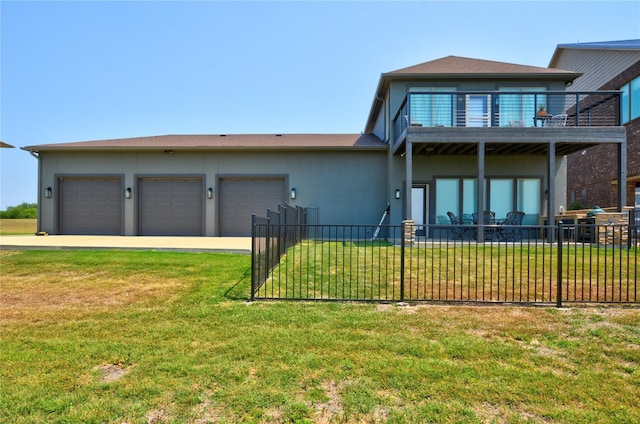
<box><xmin>498</xmin><ymin>87</ymin><xmax>546</xmax><ymax>127</ymax></box>
<box><xmin>620</xmin><ymin>76</ymin><xmax>640</xmax><ymax>124</ymax></box>
<box><xmin>409</xmin><ymin>87</ymin><xmax>455</xmax><ymax>127</ymax></box>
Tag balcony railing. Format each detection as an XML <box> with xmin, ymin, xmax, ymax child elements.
<box><xmin>393</xmin><ymin>90</ymin><xmax>622</xmax><ymax>139</ymax></box>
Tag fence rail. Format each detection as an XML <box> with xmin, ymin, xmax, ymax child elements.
<box><xmin>252</xmin><ymin>219</ymin><xmax>638</xmax><ymax>306</ymax></box>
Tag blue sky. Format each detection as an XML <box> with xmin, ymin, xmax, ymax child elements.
<box><xmin>1</xmin><ymin>0</ymin><xmax>639</xmax><ymax>210</ymax></box>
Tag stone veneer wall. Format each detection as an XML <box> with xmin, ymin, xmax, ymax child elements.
<box><xmin>595</xmin><ymin>212</ymin><xmax>630</xmax><ymax>245</ymax></box>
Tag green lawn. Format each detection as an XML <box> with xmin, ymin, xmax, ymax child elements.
<box><xmin>258</xmin><ymin>241</ymin><xmax>638</xmax><ymax>303</ymax></box>
<box><xmin>2</xmin><ymin>250</ymin><xmax>639</xmax><ymax>423</ymax></box>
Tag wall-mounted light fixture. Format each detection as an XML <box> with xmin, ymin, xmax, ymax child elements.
<box><xmin>125</xmin><ymin>187</ymin><xmax>132</xmax><ymax>199</ymax></box>
<box><xmin>44</xmin><ymin>187</ymin><xmax>52</xmax><ymax>198</ymax></box>
<box><xmin>207</xmin><ymin>187</ymin><xmax>213</xmax><ymax>199</ymax></box>
<box><xmin>395</xmin><ymin>189</ymin><xmax>401</xmax><ymax>200</ymax></box>
<box><xmin>290</xmin><ymin>188</ymin><xmax>296</xmax><ymax>200</ymax></box>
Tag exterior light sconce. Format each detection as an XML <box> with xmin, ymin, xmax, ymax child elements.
<box><xmin>125</xmin><ymin>187</ymin><xmax>132</xmax><ymax>199</ymax></box>
<box><xmin>207</xmin><ymin>187</ymin><xmax>213</xmax><ymax>199</ymax></box>
<box><xmin>290</xmin><ymin>188</ymin><xmax>296</xmax><ymax>200</ymax></box>
<box><xmin>395</xmin><ymin>189</ymin><xmax>401</xmax><ymax>200</ymax></box>
<box><xmin>44</xmin><ymin>187</ymin><xmax>52</xmax><ymax>198</ymax></box>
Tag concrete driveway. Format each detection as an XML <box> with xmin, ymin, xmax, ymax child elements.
<box><xmin>0</xmin><ymin>235</ymin><xmax>252</xmax><ymax>254</ymax></box>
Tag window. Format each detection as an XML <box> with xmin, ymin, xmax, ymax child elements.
<box><xmin>436</xmin><ymin>177</ymin><xmax>541</xmax><ymax>224</ymax></box>
<box><xmin>489</xmin><ymin>179</ymin><xmax>514</xmax><ymax>221</ymax></box>
<box><xmin>635</xmin><ymin>183</ymin><xmax>640</xmax><ymax>207</ymax></box>
<box><xmin>409</xmin><ymin>88</ymin><xmax>455</xmax><ymax>127</ymax></box>
<box><xmin>517</xmin><ymin>179</ymin><xmax>541</xmax><ymax>225</ymax></box>
<box><xmin>499</xmin><ymin>87</ymin><xmax>546</xmax><ymax>127</ymax></box>
<box><xmin>621</xmin><ymin>76</ymin><xmax>640</xmax><ymax>124</ymax></box>
<box><xmin>435</xmin><ymin>179</ymin><xmax>459</xmax><ymax>224</ymax></box>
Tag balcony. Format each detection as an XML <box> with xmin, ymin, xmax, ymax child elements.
<box><xmin>391</xmin><ymin>90</ymin><xmax>625</xmax><ymax>156</ymax></box>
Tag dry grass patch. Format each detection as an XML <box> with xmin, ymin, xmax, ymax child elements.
<box><xmin>0</xmin><ymin>218</ymin><xmax>37</xmax><ymax>235</ymax></box>
<box><xmin>1</xmin><ymin>255</ymin><xmax>187</xmax><ymax>322</ymax></box>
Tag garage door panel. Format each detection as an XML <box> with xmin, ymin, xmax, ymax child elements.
<box><xmin>59</xmin><ymin>177</ymin><xmax>122</xmax><ymax>235</ymax></box>
<box><xmin>220</xmin><ymin>178</ymin><xmax>285</xmax><ymax>236</ymax></box>
<box><xmin>138</xmin><ymin>177</ymin><xmax>204</xmax><ymax>236</ymax></box>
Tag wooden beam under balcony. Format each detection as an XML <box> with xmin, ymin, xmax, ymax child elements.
<box><xmin>401</xmin><ymin>126</ymin><xmax>626</xmax><ymax>156</ymax></box>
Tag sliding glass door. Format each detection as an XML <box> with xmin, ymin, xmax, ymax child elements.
<box><xmin>466</xmin><ymin>94</ymin><xmax>491</xmax><ymax>127</ymax></box>
<box><xmin>436</xmin><ymin>177</ymin><xmax>541</xmax><ymax>226</ymax></box>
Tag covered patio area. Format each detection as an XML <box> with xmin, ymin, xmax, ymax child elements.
<box><xmin>393</xmin><ymin>126</ymin><xmax>628</xmax><ymax>242</ymax></box>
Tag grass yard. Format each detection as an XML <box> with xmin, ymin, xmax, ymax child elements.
<box><xmin>259</xmin><ymin>241</ymin><xmax>638</xmax><ymax>303</ymax></box>
<box><xmin>1</xmin><ymin>249</ymin><xmax>639</xmax><ymax>423</ymax></box>
<box><xmin>0</xmin><ymin>218</ymin><xmax>37</xmax><ymax>235</ymax></box>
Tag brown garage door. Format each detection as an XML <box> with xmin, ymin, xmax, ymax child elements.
<box><xmin>138</xmin><ymin>177</ymin><xmax>204</xmax><ymax>236</ymax></box>
<box><xmin>58</xmin><ymin>177</ymin><xmax>123</xmax><ymax>235</ymax></box>
<box><xmin>219</xmin><ymin>178</ymin><xmax>286</xmax><ymax>236</ymax></box>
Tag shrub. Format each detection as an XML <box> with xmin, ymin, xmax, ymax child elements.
<box><xmin>0</xmin><ymin>202</ymin><xmax>38</xmax><ymax>219</ymax></box>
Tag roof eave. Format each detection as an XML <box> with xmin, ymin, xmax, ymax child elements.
<box><xmin>22</xmin><ymin>145</ymin><xmax>389</xmax><ymax>153</ymax></box>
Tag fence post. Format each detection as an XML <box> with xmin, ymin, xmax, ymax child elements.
<box><xmin>400</xmin><ymin>221</ymin><xmax>405</xmax><ymax>302</ymax></box>
<box><xmin>250</xmin><ymin>214</ymin><xmax>256</xmax><ymax>302</ymax></box>
<box><xmin>265</xmin><ymin>212</ymin><xmax>271</xmax><ymax>289</ymax></box>
<box><xmin>557</xmin><ymin>221</ymin><xmax>564</xmax><ymax>308</ymax></box>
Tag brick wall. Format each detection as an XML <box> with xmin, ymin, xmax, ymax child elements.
<box><xmin>567</xmin><ymin>59</ymin><xmax>640</xmax><ymax>208</ymax></box>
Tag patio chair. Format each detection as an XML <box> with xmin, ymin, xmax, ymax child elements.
<box><xmin>472</xmin><ymin>211</ymin><xmax>499</xmax><ymax>241</ymax></box>
<box><xmin>471</xmin><ymin>211</ymin><xmax>496</xmax><ymax>225</ymax></box>
<box><xmin>547</xmin><ymin>114</ymin><xmax>567</xmax><ymax>127</ymax></box>
<box><xmin>447</xmin><ymin>211</ymin><xmax>470</xmax><ymax>240</ymax></box>
<box><xmin>498</xmin><ymin>211</ymin><xmax>525</xmax><ymax>241</ymax></box>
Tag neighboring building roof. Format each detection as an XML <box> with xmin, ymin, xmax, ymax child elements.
<box><xmin>0</xmin><ymin>141</ymin><xmax>15</xmax><ymax>148</ymax></box>
<box><xmin>549</xmin><ymin>40</ymin><xmax>640</xmax><ymax>66</ymax></box>
<box><xmin>548</xmin><ymin>39</ymin><xmax>640</xmax><ymax>92</ymax></box>
<box><xmin>365</xmin><ymin>55</ymin><xmax>581</xmax><ymax>133</ymax></box>
<box><xmin>22</xmin><ymin>133</ymin><xmax>387</xmax><ymax>152</ymax></box>
<box><xmin>549</xmin><ymin>39</ymin><xmax>640</xmax><ymax>68</ymax></box>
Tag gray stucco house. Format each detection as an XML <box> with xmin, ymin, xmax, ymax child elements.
<box><xmin>24</xmin><ymin>56</ymin><xmax>627</xmax><ymax>237</ymax></box>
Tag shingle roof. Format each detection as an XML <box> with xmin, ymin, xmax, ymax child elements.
<box><xmin>386</xmin><ymin>55</ymin><xmax>578</xmax><ymax>77</ymax></box>
<box><xmin>22</xmin><ymin>133</ymin><xmax>387</xmax><ymax>152</ymax></box>
<box><xmin>365</xmin><ymin>56</ymin><xmax>580</xmax><ymax>133</ymax></box>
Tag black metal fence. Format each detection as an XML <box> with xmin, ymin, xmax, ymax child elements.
<box><xmin>251</xmin><ymin>218</ymin><xmax>639</xmax><ymax>307</ymax></box>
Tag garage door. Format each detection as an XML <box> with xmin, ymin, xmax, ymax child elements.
<box><xmin>138</xmin><ymin>177</ymin><xmax>204</xmax><ymax>236</ymax></box>
<box><xmin>58</xmin><ymin>177</ymin><xmax>123</xmax><ymax>235</ymax></box>
<box><xmin>219</xmin><ymin>178</ymin><xmax>286</xmax><ymax>236</ymax></box>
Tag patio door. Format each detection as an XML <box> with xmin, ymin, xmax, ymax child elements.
<box><xmin>412</xmin><ymin>185</ymin><xmax>429</xmax><ymax>236</ymax></box>
<box><xmin>466</xmin><ymin>94</ymin><xmax>491</xmax><ymax>127</ymax></box>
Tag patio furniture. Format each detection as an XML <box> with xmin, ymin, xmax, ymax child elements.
<box><xmin>498</xmin><ymin>211</ymin><xmax>525</xmax><ymax>241</ymax></box>
<box><xmin>472</xmin><ymin>211</ymin><xmax>499</xmax><ymax>241</ymax></box>
<box><xmin>547</xmin><ymin>113</ymin><xmax>568</xmax><ymax>127</ymax></box>
<box><xmin>447</xmin><ymin>211</ymin><xmax>471</xmax><ymax>240</ymax></box>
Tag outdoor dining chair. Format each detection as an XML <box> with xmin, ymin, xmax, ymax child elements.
<box><xmin>547</xmin><ymin>114</ymin><xmax>567</xmax><ymax>127</ymax></box>
<box><xmin>447</xmin><ymin>211</ymin><xmax>471</xmax><ymax>240</ymax></box>
<box><xmin>498</xmin><ymin>211</ymin><xmax>526</xmax><ymax>241</ymax></box>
